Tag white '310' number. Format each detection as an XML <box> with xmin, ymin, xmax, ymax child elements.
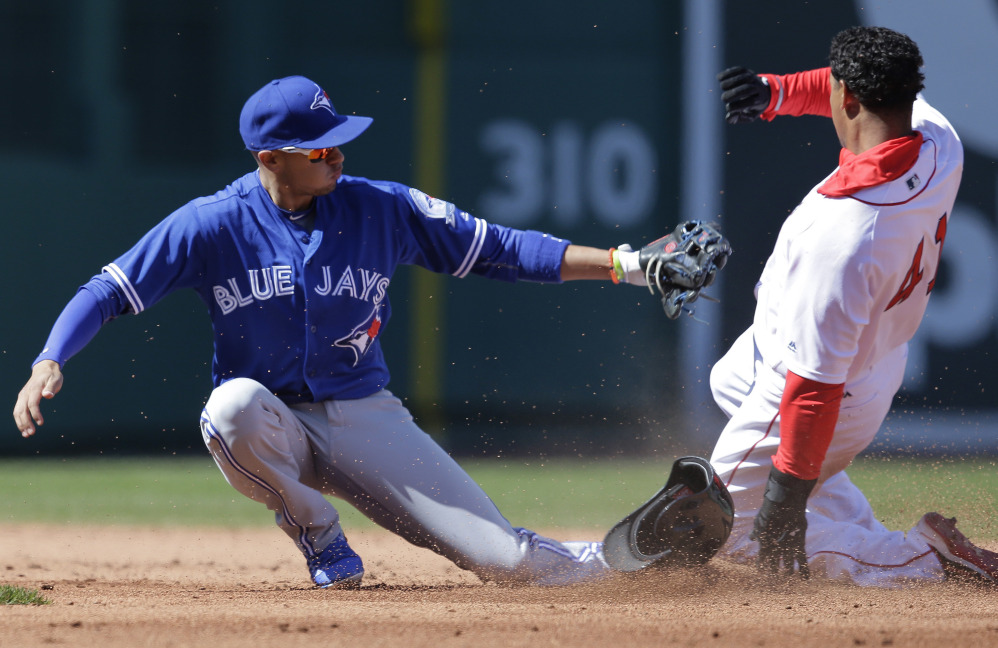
<box><xmin>478</xmin><ymin>119</ymin><xmax>658</xmax><ymax>229</ymax></box>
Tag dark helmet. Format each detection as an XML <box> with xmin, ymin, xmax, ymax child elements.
<box><xmin>603</xmin><ymin>456</ymin><xmax>735</xmax><ymax>572</ymax></box>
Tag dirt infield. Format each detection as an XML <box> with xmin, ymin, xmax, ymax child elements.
<box><xmin>2</xmin><ymin>524</ymin><xmax>996</xmax><ymax>647</ymax></box>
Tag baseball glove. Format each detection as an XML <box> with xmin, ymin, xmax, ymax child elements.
<box><xmin>638</xmin><ymin>221</ymin><xmax>731</xmax><ymax>319</ymax></box>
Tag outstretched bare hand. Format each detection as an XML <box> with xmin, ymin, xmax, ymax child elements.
<box><xmin>13</xmin><ymin>360</ymin><xmax>64</xmax><ymax>437</ymax></box>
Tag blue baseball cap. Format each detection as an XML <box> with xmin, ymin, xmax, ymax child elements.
<box><xmin>239</xmin><ymin>76</ymin><xmax>373</xmax><ymax>151</ymax></box>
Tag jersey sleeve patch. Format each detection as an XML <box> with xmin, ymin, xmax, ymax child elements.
<box><xmin>408</xmin><ymin>188</ymin><xmax>457</xmax><ymax>227</ymax></box>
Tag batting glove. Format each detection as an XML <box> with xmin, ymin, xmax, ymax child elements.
<box><xmin>751</xmin><ymin>466</ymin><xmax>816</xmax><ymax>578</ymax></box>
<box><xmin>717</xmin><ymin>66</ymin><xmax>771</xmax><ymax>124</ymax></box>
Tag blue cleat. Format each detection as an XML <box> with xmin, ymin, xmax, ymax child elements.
<box><xmin>307</xmin><ymin>533</ymin><xmax>364</xmax><ymax>588</ymax></box>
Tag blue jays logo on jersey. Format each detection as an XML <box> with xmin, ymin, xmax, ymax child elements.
<box><xmin>409</xmin><ymin>188</ymin><xmax>460</xmax><ymax>228</ymax></box>
<box><xmin>335</xmin><ymin>303</ymin><xmax>383</xmax><ymax>365</ymax></box>
<box><xmin>311</xmin><ymin>85</ymin><xmax>334</xmax><ymax>115</ymax></box>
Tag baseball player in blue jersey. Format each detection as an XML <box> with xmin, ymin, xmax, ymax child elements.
<box><xmin>13</xmin><ymin>75</ymin><xmax>730</xmax><ymax>588</ymax></box>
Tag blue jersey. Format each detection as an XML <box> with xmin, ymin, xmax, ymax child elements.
<box><xmin>83</xmin><ymin>171</ymin><xmax>571</xmax><ymax>403</ymax></box>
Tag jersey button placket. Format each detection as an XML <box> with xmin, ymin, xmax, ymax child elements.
<box><xmin>301</xmin><ymin>232</ymin><xmax>326</xmax><ymax>384</ymax></box>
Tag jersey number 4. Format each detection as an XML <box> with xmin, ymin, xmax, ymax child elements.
<box><xmin>885</xmin><ymin>213</ymin><xmax>948</xmax><ymax>312</ymax></box>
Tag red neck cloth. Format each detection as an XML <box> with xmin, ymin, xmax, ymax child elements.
<box><xmin>818</xmin><ymin>132</ymin><xmax>923</xmax><ymax>197</ymax></box>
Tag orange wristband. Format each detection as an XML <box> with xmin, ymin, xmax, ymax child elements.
<box><xmin>608</xmin><ymin>248</ymin><xmax>620</xmax><ymax>284</ymax></box>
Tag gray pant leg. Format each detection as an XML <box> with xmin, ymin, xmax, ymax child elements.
<box><xmin>305</xmin><ymin>390</ymin><xmax>608</xmax><ymax>585</ymax></box>
<box><xmin>200</xmin><ymin>377</ymin><xmax>342</xmax><ymax>558</ymax></box>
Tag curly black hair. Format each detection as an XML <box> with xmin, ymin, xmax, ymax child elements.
<box><xmin>829</xmin><ymin>26</ymin><xmax>924</xmax><ymax>111</ymax></box>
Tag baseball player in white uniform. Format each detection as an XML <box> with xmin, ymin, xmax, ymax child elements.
<box><xmin>13</xmin><ymin>75</ymin><xmax>730</xmax><ymax>588</ymax></box>
<box><xmin>712</xmin><ymin>26</ymin><xmax>998</xmax><ymax>586</ymax></box>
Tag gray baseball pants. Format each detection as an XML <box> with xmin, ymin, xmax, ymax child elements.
<box><xmin>199</xmin><ymin>377</ymin><xmax>608</xmax><ymax>585</ymax></box>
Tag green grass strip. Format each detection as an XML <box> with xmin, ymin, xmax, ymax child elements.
<box><xmin>0</xmin><ymin>455</ymin><xmax>994</xmax><ymax>540</ymax></box>
<box><xmin>0</xmin><ymin>585</ymin><xmax>51</xmax><ymax>605</ymax></box>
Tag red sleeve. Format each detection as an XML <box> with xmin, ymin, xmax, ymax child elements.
<box><xmin>759</xmin><ymin>67</ymin><xmax>832</xmax><ymax>121</ymax></box>
<box><xmin>772</xmin><ymin>370</ymin><xmax>844</xmax><ymax>480</ymax></box>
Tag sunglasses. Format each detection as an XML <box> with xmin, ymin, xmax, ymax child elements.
<box><xmin>280</xmin><ymin>146</ymin><xmax>337</xmax><ymax>163</ymax></box>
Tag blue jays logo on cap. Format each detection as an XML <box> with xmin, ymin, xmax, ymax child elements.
<box><xmin>239</xmin><ymin>75</ymin><xmax>373</xmax><ymax>151</ymax></box>
<box><xmin>310</xmin><ymin>87</ymin><xmax>335</xmax><ymax>115</ymax></box>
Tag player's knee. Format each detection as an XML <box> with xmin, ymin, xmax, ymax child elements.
<box><xmin>709</xmin><ymin>353</ymin><xmax>744</xmax><ymax>417</ymax></box>
<box><xmin>709</xmin><ymin>361</ymin><xmax>722</xmax><ymax>399</ymax></box>
<box><xmin>708</xmin><ymin>350</ymin><xmax>733</xmax><ymax>398</ymax></box>
<box><xmin>203</xmin><ymin>378</ymin><xmax>276</xmax><ymax>444</ymax></box>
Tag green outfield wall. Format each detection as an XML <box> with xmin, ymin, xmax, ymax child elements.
<box><xmin>2</xmin><ymin>1</ymin><xmax>995</xmax><ymax>456</ymax></box>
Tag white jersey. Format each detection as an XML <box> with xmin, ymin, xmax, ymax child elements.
<box><xmin>753</xmin><ymin>97</ymin><xmax>963</xmax><ymax>386</ymax></box>
<box><xmin>709</xmin><ymin>96</ymin><xmax>967</xmax><ymax>586</ymax></box>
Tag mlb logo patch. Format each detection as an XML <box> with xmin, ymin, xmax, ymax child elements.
<box><xmin>906</xmin><ymin>174</ymin><xmax>921</xmax><ymax>191</ymax></box>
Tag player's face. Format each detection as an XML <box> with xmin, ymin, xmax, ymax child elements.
<box><xmin>278</xmin><ymin>146</ymin><xmax>346</xmax><ymax>198</ymax></box>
